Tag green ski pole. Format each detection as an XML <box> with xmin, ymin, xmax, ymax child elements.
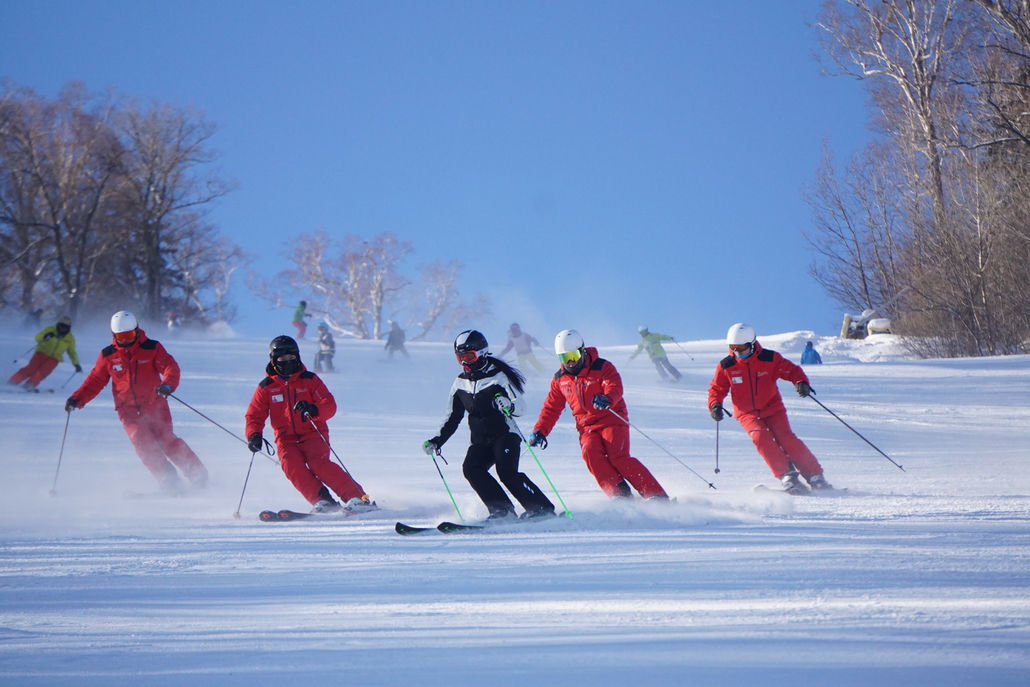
<box><xmin>428</xmin><ymin>447</ymin><xmax>464</xmax><ymax>522</ymax></box>
<box><xmin>496</xmin><ymin>395</ymin><xmax>572</xmax><ymax>518</ymax></box>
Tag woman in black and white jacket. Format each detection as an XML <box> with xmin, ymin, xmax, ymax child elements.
<box><xmin>423</xmin><ymin>330</ymin><xmax>555</xmax><ymax>521</ymax></box>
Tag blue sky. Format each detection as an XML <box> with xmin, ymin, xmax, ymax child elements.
<box><xmin>2</xmin><ymin>1</ymin><xmax>870</xmax><ymax>345</ymax></box>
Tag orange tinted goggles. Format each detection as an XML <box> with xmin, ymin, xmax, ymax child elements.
<box><xmin>456</xmin><ymin>350</ymin><xmax>482</xmax><ymax>364</ymax></box>
<box><xmin>729</xmin><ymin>342</ymin><xmax>753</xmax><ymax>354</ymax></box>
<box><xmin>113</xmin><ymin>329</ymin><xmax>138</xmax><ymax>344</ymax></box>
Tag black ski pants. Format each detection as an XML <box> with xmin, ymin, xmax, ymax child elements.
<box><xmin>463</xmin><ymin>433</ymin><xmax>554</xmax><ymax>517</ymax></box>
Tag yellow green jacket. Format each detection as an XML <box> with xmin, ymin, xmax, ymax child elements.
<box><xmin>34</xmin><ymin>326</ymin><xmax>79</xmax><ymax>365</ymax></box>
<box><xmin>630</xmin><ymin>332</ymin><xmax>672</xmax><ymax>360</ymax></box>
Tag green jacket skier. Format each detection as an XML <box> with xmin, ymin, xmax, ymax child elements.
<box><xmin>629</xmin><ymin>326</ymin><xmax>682</xmax><ymax>382</ymax></box>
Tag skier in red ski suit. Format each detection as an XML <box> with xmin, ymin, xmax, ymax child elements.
<box><xmin>65</xmin><ymin>311</ymin><xmax>208</xmax><ymax>491</ymax></box>
<box><xmin>707</xmin><ymin>323</ymin><xmax>832</xmax><ymax>494</ymax></box>
<box><xmin>530</xmin><ymin>329</ymin><xmax>668</xmax><ymax>499</ymax></box>
<box><xmin>245</xmin><ymin>335</ymin><xmax>370</xmax><ymax>512</ymax></box>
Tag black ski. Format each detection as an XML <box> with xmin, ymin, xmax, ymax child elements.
<box><xmin>258</xmin><ymin>503</ymin><xmax>381</xmax><ymax>522</ymax></box>
<box><xmin>754</xmin><ymin>484</ymin><xmax>848</xmax><ymax>497</ymax></box>
<box><xmin>395</xmin><ymin>522</ymin><xmax>436</xmax><ymax>535</ymax></box>
<box><xmin>437</xmin><ymin>521</ymin><xmax>486</xmax><ymax>533</ymax></box>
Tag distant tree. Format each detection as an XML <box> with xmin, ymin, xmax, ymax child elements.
<box><xmin>407</xmin><ymin>259</ymin><xmax>491</xmax><ymax>341</ymax></box>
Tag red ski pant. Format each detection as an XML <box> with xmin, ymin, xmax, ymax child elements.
<box><xmin>8</xmin><ymin>352</ymin><xmax>59</xmax><ymax>388</ymax></box>
<box><xmin>277</xmin><ymin>433</ymin><xmax>364</xmax><ymax>504</ymax></box>
<box><xmin>737</xmin><ymin>410</ymin><xmax>823</xmax><ymax>479</ymax></box>
<box><xmin>118</xmin><ymin>403</ymin><xmax>208</xmax><ymax>486</ymax></box>
<box><xmin>292</xmin><ymin>320</ymin><xmax>307</xmax><ymax>339</ymax></box>
<box><xmin>578</xmin><ymin>424</ymin><xmax>667</xmax><ymax>498</ymax></box>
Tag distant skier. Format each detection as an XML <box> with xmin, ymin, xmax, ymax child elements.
<box><xmin>801</xmin><ymin>341</ymin><xmax>823</xmax><ymax>365</ymax></box>
<box><xmin>384</xmin><ymin>320</ymin><xmax>409</xmax><ymax>360</ymax></box>
<box><xmin>167</xmin><ymin>311</ymin><xmax>182</xmax><ymax>336</ymax></box>
<box><xmin>65</xmin><ymin>311</ymin><xmax>208</xmax><ymax>492</ymax></box>
<box><xmin>292</xmin><ymin>301</ymin><xmax>311</xmax><ymax>339</ymax></box>
<box><xmin>630</xmin><ymin>326</ymin><xmax>682</xmax><ymax>382</ymax></box>
<box><xmin>422</xmin><ymin>330</ymin><xmax>555</xmax><ymax>521</ymax></box>
<box><xmin>8</xmin><ymin>317</ymin><xmax>82</xmax><ymax>392</ymax></box>
<box><xmin>530</xmin><ymin>329</ymin><xmax>669</xmax><ymax>500</ymax></box>
<box><xmin>22</xmin><ymin>307</ymin><xmax>43</xmax><ymax>330</ymax></box>
<box><xmin>497</xmin><ymin>322</ymin><xmax>547</xmax><ymax>373</ymax></box>
<box><xmin>246</xmin><ymin>335</ymin><xmax>372</xmax><ymax>513</ymax></box>
<box><xmin>313</xmin><ymin>324</ymin><xmax>336</xmax><ymax>373</ymax></box>
<box><xmin>707</xmin><ymin>323</ymin><xmax>832</xmax><ymax>494</ymax></box>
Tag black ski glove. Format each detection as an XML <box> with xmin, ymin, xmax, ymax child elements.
<box><xmin>593</xmin><ymin>394</ymin><xmax>611</xmax><ymax>410</ymax></box>
<box><xmin>74</xmin><ymin>364</ymin><xmax>83</xmax><ymax>373</ymax></box>
<box><xmin>294</xmin><ymin>400</ymin><xmax>318</xmax><ymax>419</ymax></box>
<box><xmin>42</xmin><ymin>332</ymin><xmax>55</xmax><ymax>342</ymax></box>
<box><xmin>156</xmin><ymin>383</ymin><xmax>172</xmax><ymax>398</ymax></box>
<box><xmin>65</xmin><ymin>397</ymin><xmax>79</xmax><ymax>413</ymax></box>
<box><xmin>247</xmin><ymin>432</ymin><xmax>263</xmax><ymax>453</ymax></box>
<box><xmin>795</xmin><ymin>381</ymin><xmax>812</xmax><ymax>398</ymax></box>
<box><xmin>710</xmin><ymin>402</ymin><xmax>724</xmax><ymax>422</ymax></box>
<box><xmin>528</xmin><ymin>431</ymin><xmax>547</xmax><ymax>449</ymax></box>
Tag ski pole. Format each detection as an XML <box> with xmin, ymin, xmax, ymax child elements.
<box><xmin>670</xmin><ymin>338</ymin><xmax>695</xmax><ymax>361</ymax></box>
<box><xmin>305</xmin><ymin>416</ymin><xmax>353</xmax><ymax>474</ymax></box>
<box><xmin>50</xmin><ymin>410</ymin><xmax>71</xmax><ymax>496</ymax></box>
<box><xmin>714</xmin><ymin>406</ymin><xmax>732</xmax><ymax>474</ymax></box>
<box><xmin>807</xmin><ymin>393</ymin><xmax>905</xmax><ymax>471</ymax></box>
<box><xmin>430</xmin><ymin>448</ymin><xmax>465</xmax><ymax>522</ymax></box>
<box><xmin>60</xmin><ymin>369</ymin><xmax>79</xmax><ymax>389</ymax></box>
<box><xmin>168</xmin><ymin>393</ymin><xmax>278</xmax><ymax>464</ymax></box>
<box><xmin>496</xmin><ymin>396</ymin><xmax>572</xmax><ymax>517</ymax></box>
<box><xmin>606</xmin><ymin>408</ymin><xmax>716</xmax><ymax>489</ymax></box>
<box><xmin>233</xmin><ymin>452</ymin><xmax>257</xmax><ymax>519</ymax></box>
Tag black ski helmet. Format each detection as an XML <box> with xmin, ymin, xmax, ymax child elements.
<box><xmin>269</xmin><ymin>335</ymin><xmax>302</xmax><ymax>376</ymax></box>
<box><xmin>454</xmin><ymin>329</ymin><xmax>489</xmax><ymax>371</ymax></box>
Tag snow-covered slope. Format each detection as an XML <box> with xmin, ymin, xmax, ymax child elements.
<box><xmin>1</xmin><ymin>328</ymin><xmax>1028</xmax><ymax>686</ymax></box>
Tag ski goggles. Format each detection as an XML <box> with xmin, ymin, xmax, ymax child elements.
<box><xmin>729</xmin><ymin>342</ymin><xmax>753</xmax><ymax>356</ymax></box>
<box><xmin>113</xmin><ymin>329</ymin><xmax>138</xmax><ymax>345</ymax></box>
<box><xmin>455</xmin><ymin>349</ymin><xmax>484</xmax><ymax>365</ymax></box>
<box><xmin>557</xmin><ymin>349</ymin><xmax>582</xmax><ymax>365</ymax></box>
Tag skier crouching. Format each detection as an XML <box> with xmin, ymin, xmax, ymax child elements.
<box><xmin>423</xmin><ymin>330</ymin><xmax>555</xmax><ymax>521</ymax></box>
<box><xmin>246</xmin><ymin>336</ymin><xmax>372</xmax><ymax>513</ymax></box>
<box><xmin>65</xmin><ymin>311</ymin><xmax>208</xmax><ymax>492</ymax></box>
<box><xmin>529</xmin><ymin>329</ymin><xmax>668</xmax><ymax>500</ymax></box>
<box><xmin>707</xmin><ymin>323</ymin><xmax>832</xmax><ymax>494</ymax></box>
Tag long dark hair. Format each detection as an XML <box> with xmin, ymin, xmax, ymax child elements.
<box><xmin>484</xmin><ymin>356</ymin><xmax>525</xmax><ymax>394</ymax></box>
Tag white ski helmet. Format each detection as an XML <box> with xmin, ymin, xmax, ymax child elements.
<box><xmin>727</xmin><ymin>323</ymin><xmax>756</xmax><ymax>346</ymax></box>
<box><xmin>554</xmin><ymin>329</ymin><xmax>585</xmax><ymax>355</ymax></box>
<box><xmin>638</xmin><ymin>325</ymin><xmax>649</xmax><ymax>335</ymax></box>
<box><xmin>111</xmin><ymin>311</ymin><xmax>138</xmax><ymax>333</ymax></box>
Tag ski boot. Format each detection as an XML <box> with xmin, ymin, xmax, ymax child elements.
<box><xmin>807</xmin><ymin>473</ymin><xmax>833</xmax><ymax>491</ymax></box>
<box><xmin>311</xmin><ymin>499</ymin><xmax>342</xmax><ymax>513</ymax></box>
<box><xmin>343</xmin><ymin>495</ymin><xmax>378</xmax><ymax>513</ymax></box>
<box><xmin>780</xmin><ymin>471</ymin><xmax>809</xmax><ymax>495</ymax></box>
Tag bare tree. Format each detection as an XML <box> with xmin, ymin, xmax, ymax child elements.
<box><xmin>407</xmin><ymin>259</ymin><xmax>491</xmax><ymax>341</ymax></box>
<box><xmin>116</xmin><ymin>99</ymin><xmax>236</xmax><ymax>320</ymax></box>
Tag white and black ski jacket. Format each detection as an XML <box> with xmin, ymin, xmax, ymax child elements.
<box><xmin>433</xmin><ymin>360</ymin><xmax>525</xmax><ymax>447</ymax></box>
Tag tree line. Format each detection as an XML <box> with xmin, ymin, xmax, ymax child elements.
<box><xmin>251</xmin><ymin>229</ymin><xmax>490</xmax><ymax>342</ymax></box>
<box><xmin>0</xmin><ymin>81</ymin><xmax>245</xmax><ymax>325</ymax></box>
<box><xmin>808</xmin><ymin>0</ymin><xmax>1030</xmax><ymax>356</ymax></box>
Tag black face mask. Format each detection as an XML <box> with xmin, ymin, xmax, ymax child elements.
<box><xmin>274</xmin><ymin>358</ymin><xmax>302</xmax><ymax>377</ymax></box>
<box><xmin>56</xmin><ymin>325</ymin><xmax>71</xmax><ymax>337</ymax></box>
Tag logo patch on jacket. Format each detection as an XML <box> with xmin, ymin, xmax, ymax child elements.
<box><xmin>731</xmin><ymin>375</ymin><xmax>742</xmax><ymax>384</ymax></box>
<box><xmin>271</xmin><ymin>394</ymin><xmax>284</xmax><ymax>403</ymax></box>
<box><xmin>113</xmin><ymin>364</ymin><xmax>123</xmax><ymax>372</ymax></box>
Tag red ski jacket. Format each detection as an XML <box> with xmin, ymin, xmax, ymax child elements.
<box><xmin>72</xmin><ymin>329</ymin><xmax>180</xmax><ymax>413</ymax></box>
<box><xmin>245</xmin><ymin>364</ymin><xmax>337</xmax><ymax>443</ymax></box>
<box><xmin>707</xmin><ymin>342</ymin><xmax>809</xmax><ymax>419</ymax></box>
<box><xmin>533</xmin><ymin>347</ymin><xmax>629</xmax><ymax>436</ymax></box>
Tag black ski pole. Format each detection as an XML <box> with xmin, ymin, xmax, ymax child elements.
<box><xmin>50</xmin><ymin>410</ymin><xmax>71</xmax><ymax>496</ymax></box>
<box><xmin>808</xmin><ymin>393</ymin><xmax>904</xmax><ymax>471</ymax></box>
<box><xmin>233</xmin><ymin>452</ymin><xmax>257</xmax><ymax>519</ymax></box>
<box><xmin>60</xmin><ymin>369</ymin><xmax>79</xmax><ymax>390</ymax></box>
<box><xmin>168</xmin><ymin>393</ymin><xmax>277</xmax><ymax>464</ymax></box>
<box><xmin>606</xmin><ymin>408</ymin><xmax>716</xmax><ymax>489</ymax></box>
<box><xmin>670</xmin><ymin>338</ymin><xmax>695</xmax><ymax>361</ymax></box>
<box><xmin>714</xmin><ymin>406</ymin><xmax>732</xmax><ymax>474</ymax></box>
<box><xmin>304</xmin><ymin>413</ymin><xmax>353</xmax><ymax>474</ymax></box>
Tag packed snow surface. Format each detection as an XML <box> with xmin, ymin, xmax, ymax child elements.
<box><xmin>1</xmin><ymin>328</ymin><xmax>1028</xmax><ymax>686</ymax></box>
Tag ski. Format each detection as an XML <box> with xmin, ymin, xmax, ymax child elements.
<box><xmin>395</xmin><ymin>522</ymin><xmax>437</xmax><ymax>535</ymax></box>
<box><xmin>754</xmin><ymin>484</ymin><xmax>848</xmax><ymax>497</ymax></box>
<box><xmin>437</xmin><ymin>521</ymin><xmax>486</xmax><ymax>533</ymax></box>
<box><xmin>395</xmin><ymin>511</ymin><xmax>570</xmax><ymax>536</ymax></box>
<box><xmin>258</xmin><ymin>503</ymin><xmax>381</xmax><ymax>522</ymax></box>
